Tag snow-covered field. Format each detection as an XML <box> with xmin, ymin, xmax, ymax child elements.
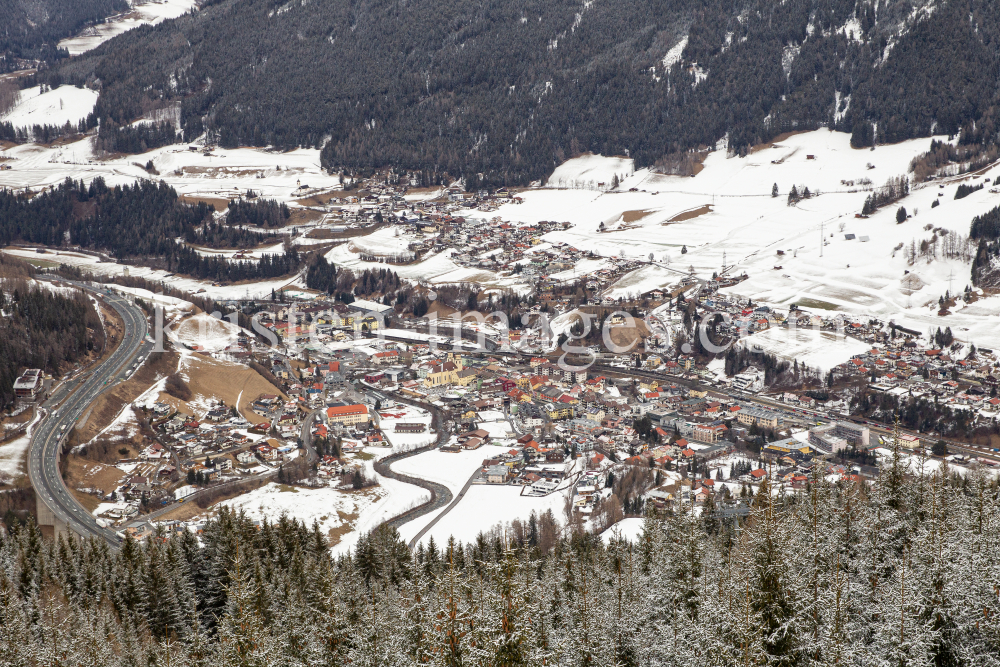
<box><xmin>0</xmin><ymin>86</ymin><xmax>99</xmax><ymax>132</ymax></box>
<box><xmin>216</xmin><ymin>447</ymin><xmax>471</xmax><ymax>558</ymax></box>
<box><xmin>57</xmin><ymin>0</ymin><xmax>201</xmax><ymax>55</ymax></box>
<box><xmin>332</xmin><ymin>446</ymin><xmax>432</xmax><ymax>556</ymax></box>
<box><xmin>350</xmin><ymin>226</ymin><xmax>423</xmax><ymax>257</ymax></box>
<box><xmin>474</xmin><ymin>410</ymin><xmax>517</xmax><ymax>440</ymax></box>
<box><xmin>324</xmin><ymin>243</ymin><xmax>496</xmax><ymax>287</ymax></box>
<box><xmin>189</xmin><ymin>241</ymin><xmax>287</xmax><ymax>261</ymax></box>
<box><xmin>393</xmin><ymin>445</ymin><xmax>510</xmax><ymax>497</ymax></box>
<box><xmin>1</xmin><ymin>247</ymin><xmax>304</xmax><ymax>301</ymax></box>
<box><xmin>110</xmin><ymin>285</ymin><xmax>194</xmax><ymax>318</ymax></box>
<box><xmin>219</xmin><ymin>481</ymin><xmax>388</xmax><ymax>547</ymax></box>
<box><xmin>0</xmin><ymin>137</ymin><xmax>342</xmax><ymax>208</ymax></box>
<box><xmin>546</xmin><ymin>154</ymin><xmax>635</xmax><ymax>190</ymax></box>
<box><xmin>378</xmin><ymin>403</ymin><xmax>436</xmax><ymax>449</ymax></box>
<box><xmin>412</xmin><ymin>484</ymin><xmax>569</xmax><ymax>546</ymax></box>
<box><xmin>737</xmin><ymin>327</ymin><xmax>870</xmax><ymax>372</ymax></box>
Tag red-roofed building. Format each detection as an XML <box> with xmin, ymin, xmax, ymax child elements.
<box><xmin>374</xmin><ymin>350</ymin><xmax>400</xmax><ymax>364</ymax></box>
<box><xmin>326</xmin><ymin>404</ymin><xmax>369</xmax><ymax>426</ymax></box>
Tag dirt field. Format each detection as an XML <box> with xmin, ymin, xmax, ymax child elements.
<box><xmin>149</xmin><ymin>500</ymin><xmax>213</xmax><ymax>523</ymax></box>
<box><xmin>428</xmin><ymin>301</ymin><xmax>459</xmax><ymax>319</ymax></box>
<box><xmin>288</xmin><ymin>208</ymin><xmax>324</xmax><ymax>225</ymax></box>
<box><xmin>622</xmin><ymin>209</ymin><xmax>657</xmax><ymax>223</ymax></box>
<box><xmin>306</xmin><ymin>222</ymin><xmax>391</xmax><ymax>240</ymax></box>
<box><xmin>750</xmin><ymin>130</ymin><xmax>811</xmax><ymax>154</ymax></box>
<box><xmin>179</xmin><ymin>195</ymin><xmax>230</xmax><ymax>211</ymax></box>
<box><xmin>64</xmin><ymin>457</ymin><xmax>126</xmax><ymax>511</ymax></box>
<box><xmin>305</xmin><ymin>227</ymin><xmax>340</xmax><ymax>239</ymax></box>
<box><xmin>666</xmin><ymin>205</ymin><xmax>713</xmax><ymax>223</ymax></box>
<box><xmin>328</xmin><ymin>508</ymin><xmax>361</xmax><ymax>545</ymax></box>
<box><xmin>292</xmin><ymin>193</ymin><xmax>332</xmax><ymax>207</ymax></box>
<box><xmin>608</xmin><ymin>321</ymin><xmax>651</xmax><ymax>349</ymax></box>
<box><xmin>159</xmin><ymin>353</ymin><xmax>287</xmax><ymax>422</ymax></box>
<box><xmin>1</xmin><ymin>406</ymin><xmax>35</xmax><ymax>432</ymax></box>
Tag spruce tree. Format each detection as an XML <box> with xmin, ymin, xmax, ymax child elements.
<box><xmin>214</xmin><ymin>545</ymin><xmax>279</xmax><ymax>667</ymax></box>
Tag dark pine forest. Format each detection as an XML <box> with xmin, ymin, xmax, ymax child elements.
<box><xmin>33</xmin><ymin>0</ymin><xmax>1000</xmax><ymax>188</ymax></box>
<box><xmin>0</xmin><ymin>178</ymin><xmax>297</xmax><ymax>283</ymax></box>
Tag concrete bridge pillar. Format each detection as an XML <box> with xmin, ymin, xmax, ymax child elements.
<box><xmin>35</xmin><ymin>489</ymin><xmax>71</xmax><ymax>542</ymax></box>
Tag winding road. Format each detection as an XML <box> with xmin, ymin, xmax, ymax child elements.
<box><xmin>30</xmin><ymin>279</ymin><xmax>153</xmax><ymax>545</ymax></box>
<box><xmin>371</xmin><ymin>392</ymin><xmax>460</xmax><ymax>539</ymax></box>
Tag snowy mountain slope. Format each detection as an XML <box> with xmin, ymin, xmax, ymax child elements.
<box><xmin>43</xmin><ymin>0</ymin><xmax>998</xmax><ymax>184</ymax></box>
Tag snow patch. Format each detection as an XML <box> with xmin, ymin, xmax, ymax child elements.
<box><xmin>545</xmin><ymin>154</ymin><xmax>634</xmax><ymax>191</ymax></box>
<box><xmin>601</xmin><ymin>517</ymin><xmax>645</xmax><ymax>543</ymax></box>
<box><xmin>0</xmin><ymin>86</ymin><xmax>99</xmax><ymax>132</ymax></box>
<box><xmin>662</xmin><ymin>35</ymin><xmax>688</xmax><ymax>69</ymax></box>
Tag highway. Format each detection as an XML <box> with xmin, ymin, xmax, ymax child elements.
<box><xmin>29</xmin><ymin>279</ymin><xmax>153</xmax><ymax>546</ymax></box>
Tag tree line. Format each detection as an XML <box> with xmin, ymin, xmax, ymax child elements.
<box><xmin>95</xmin><ymin>120</ymin><xmax>178</xmax><ymax>155</ymax></box>
<box><xmin>860</xmin><ymin>175</ymin><xmax>910</xmax><ymax>216</ymax></box>
<box><xmin>0</xmin><ymin>443</ymin><xmax>997</xmax><ymax>665</ymax></box>
<box><xmin>0</xmin><ymin>115</ymin><xmax>98</xmax><ymax>144</ymax></box>
<box><xmin>305</xmin><ymin>255</ymin><xmax>403</xmax><ymax>303</ymax></box>
<box><xmin>955</xmin><ymin>182</ymin><xmax>984</xmax><ymax>200</ymax></box>
<box><xmin>0</xmin><ymin>178</ymin><xmax>298</xmax><ymax>281</ymax></box>
<box><xmin>167</xmin><ymin>245</ymin><xmax>300</xmax><ymax>284</ymax></box>
<box><xmin>851</xmin><ymin>388</ymin><xmax>983</xmax><ymax>438</ymax></box>
<box><xmin>723</xmin><ymin>347</ymin><xmax>791</xmax><ymax>385</ymax></box>
<box><xmin>226</xmin><ymin>198</ymin><xmax>290</xmax><ymax>228</ymax></box>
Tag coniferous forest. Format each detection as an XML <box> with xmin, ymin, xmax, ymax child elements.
<box><xmin>0</xmin><ymin>257</ymin><xmax>103</xmax><ymax>411</ymax></box>
<box><xmin>0</xmin><ymin>0</ymin><xmax>127</xmax><ymax>71</ymax></box>
<box><xmin>970</xmin><ymin>205</ymin><xmax>1000</xmax><ymax>287</ymax></box>
<box><xmin>95</xmin><ymin>120</ymin><xmax>179</xmax><ymax>155</ymax></box>
<box><xmin>36</xmin><ymin>0</ymin><xmax>1000</xmax><ymax>185</ymax></box>
<box><xmin>226</xmin><ymin>198</ymin><xmax>291</xmax><ymax>229</ymax></box>
<box><xmin>0</xmin><ymin>178</ymin><xmax>300</xmax><ymax>282</ymax></box>
<box><xmin>0</xmin><ymin>447</ymin><xmax>997</xmax><ymax>666</ymax></box>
